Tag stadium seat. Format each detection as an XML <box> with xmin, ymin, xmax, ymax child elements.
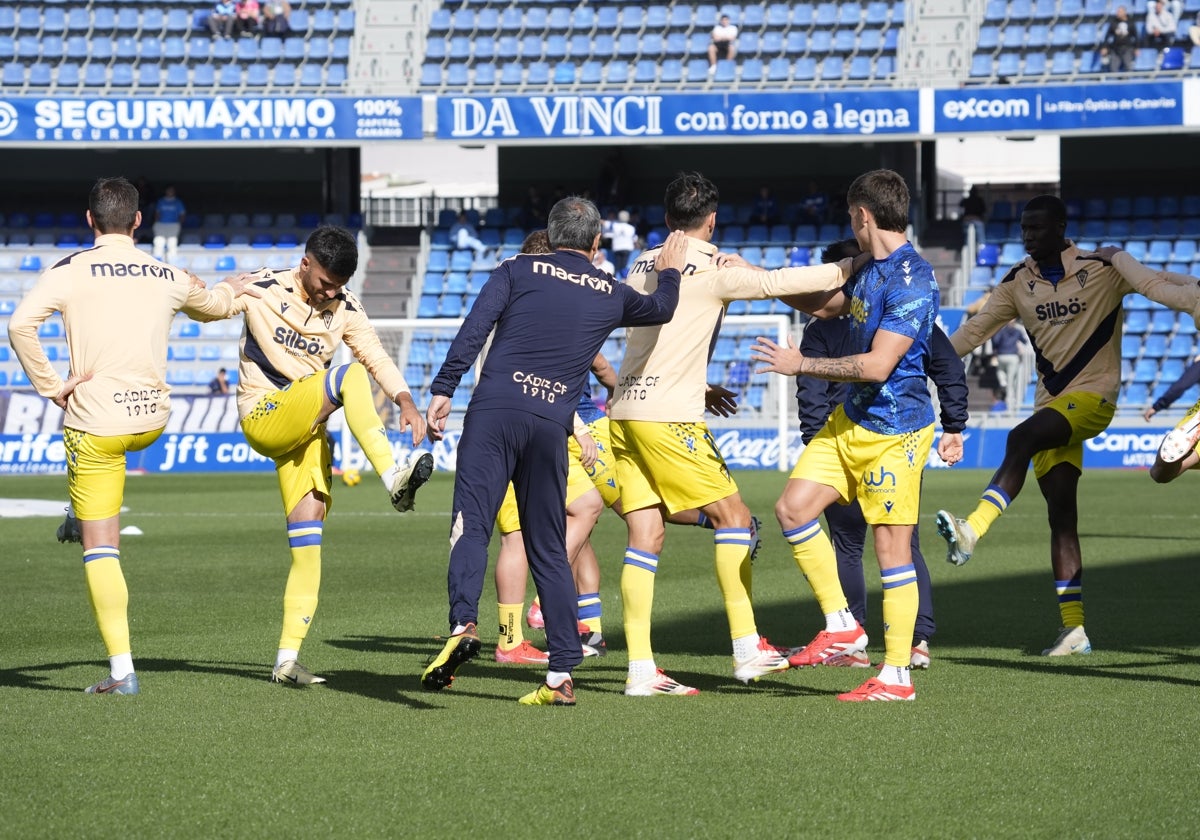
<box><xmin>299</xmin><ymin>64</ymin><xmax>322</xmax><ymax>86</ymax></box>
<box><xmin>1</xmin><ymin>62</ymin><xmax>23</xmax><ymax>87</ymax></box>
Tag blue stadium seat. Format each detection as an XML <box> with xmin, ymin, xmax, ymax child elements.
<box><xmin>970</xmin><ymin>53</ymin><xmax>993</xmax><ymax>77</ymax></box>
<box><xmin>740</xmin><ymin>57</ymin><xmax>764</xmax><ymax>83</ymax></box>
<box><xmin>419</xmin><ymin>63</ymin><xmax>441</xmax><ymax>87</ymax></box>
<box><xmin>767</xmin><ymin>3</ymin><xmax>792</xmax><ymax>26</ymax></box>
<box><xmin>634</xmin><ymin>59</ymin><xmax>657</xmax><ymax>84</ymax></box>
<box><xmin>983</xmin><ymin>0</ymin><xmax>1007</xmax><ymax>21</ymax></box>
<box><xmin>572</xmin><ymin>5</ymin><xmax>596</xmax><ymax>30</ymax></box>
<box><xmin>1027</xmin><ymin>25</ymin><xmax>1049</xmax><ymax>48</ymax></box>
<box><xmin>135</xmin><ymin>62</ymin><xmax>160</xmax><ymax>87</ymax></box>
<box><xmin>815</xmin><ymin>2</ymin><xmax>838</xmax><ymax>26</ymax></box>
<box><xmin>218</xmin><ymin>63</ymin><xmax>243</xmax><ymax>86</ymax></box>
<box><xmin>166</xmin><ymin>9</ymin><xmax>191</xmax><ymax>34</ymax></box>
<box><xmin>273</xmin><ymin>63</ymin><xmax>297</xmax><ymax>86</ymax></box>
<box><xmin>1024</xmin><ymin>53</ymin><xmax>1047</xmax><ymax>74</ymax></box>
<box><xmin>428</xmin><ymin>8</ymin><xmax>450</xmax><ymax>34</ymax></box>
<box><xmin>311</xmin><ymin>9</ymin><xmax>335</xmax><ymax>35</ymax></box>
<box><xmin>1</xmin><ymin>61</ymin><xmax>23</xmax><ymax>86</ymax></box>
<box><xmin>141</xmin><ymin>8</ymin><xmax>165</xmax><ymax>34</ymax></box>
<box><xmin>793</xmin><ymin>56</ymin><xmax>817</xmax><ymax>81</ymax></box>
<box><xmin>1050</xmin><ymin>52</ymin><xmax>1076</xmax><ymax>74</ymax></box>
<box><xmin>308</xmin><ymin>38</ymin><xmax>330</xmax><ymax>62</ymax></box>
<box><xmin>1050</xmin><ymin>22</ymin><xmax>1074</xmax><ymax>47</ymax></box>
<box><xmin>784</xmin><ymin>30</ymin><xmax>808</xmax><ymax>55</ymax></box>
<box><xmin>499</xmin><ymin>61</ymin><xmax>523</xmax><ymax>85</ymax></box>
<box><xmin>1134</xmin><ymin>48</ymin><xmax>1157</xmax><ymax>71</ymax></box>
<box><xmin>192</xmin><ymin>63</ymin><xmax>215</xmax><ymax>87</ymax></box>
<box><xmin>164</xmin><ymin>62</ymin><xmax>189</xmax><ymax>87</ymax></box>
<box><xmin>56</xmin><ymin>63</ymin><xmax>81</xmax><ymax>87</ymax></box>
<box><xmin>299</xmin><ymin>64</ymin><xmax>322</xmax><ymax>86</ymax></box>
<box><xmin>977</xmin><ymin>26</ymin><xmax>1000</xmax><ymax>50</ymax></box>
<box><xmin>685</xmin><ymin>58</ymin><xmax>709</xmax><ymax>83</ymax></box>
<box><xmin>809</xmin><ymin>30</ymin><xmax>833</xmax><ymax>54</ymax></box>
<box><xmin>606</xmin><ymin>60</ymin><xmax>629</xmax><ymax>85</ymax></box>
<box><xmin>552</xmin><ymin>62</ymin><xmax>575</xmax><ymax>85</ymax></box>
<box><xmin>469</xmin><ymin>63</ymin><xmax>493</xmax><ymax>86</ymax></box>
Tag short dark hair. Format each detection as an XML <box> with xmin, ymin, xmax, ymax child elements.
<box><xmin>1023</xmin><ymin>194</ymin><xmax>1067</xmax><ymax>223</ymax></box>
<box><xmin>664</xmin><ymin>171</ymin><xmax>719</xmax><ymax>231</ymax></box>
<box><xmin>304</xmin><ymin>225</ymin><xmax>358</xmax><ymax>279</ymax></box>
<box><xmin>821</xmin><ymin>238</ymin><xmax>862</xmax><ymax>264</ymax></box>
<box><xmin>846</xmin><ymin>169</ymin><xmax>909</xmax><ymax>233</ymax></box>
<box><xmin>547</xmin><ymin>196</ymin><xmax>601</xmax><ymax>250</ymax></box>
<box><xmin>89</xmin><ymin>177</ymin><xmax>139</xmax><ymax>234</ymax></box>
<box><xmin>520</xmin><ymin>229</ymin><xmax>552</xmax><ymax>254</ymax></box>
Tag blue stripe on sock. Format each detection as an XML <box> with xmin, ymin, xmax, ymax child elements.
<box><xmin>714</xmin><ymin>527</ymin><xmax>752</xmax><ymax>547</ymax></box>
<box><xmin>623</xmin><ymin>548</ymin><xmax>658</xmax><ymax>574</ymax></box>
<box><xmin>578</xmin><ymin>593</ymin><xmax>602</xmax><ymax>620</ymax></box>
<box><xmin>783</xmin><ymin>520</ymin><xmax>822</xmax><ymax>545</ymax></box>
<box><xmin>287</xmin><ymin>520</ymin><xmax>323</xmax><ymax>548</ymax></box>
<box><xmin>982</xmin><ymin>484</ymin><xmax>1011</xmax><ymax>512</ymax></box>
<box><xmin>82</xmin><ymin>545</ymin><xmax>119</xmax><ymax>564</ymax></box>
<box><xmin>881</xmin><ymin>563</ymin><xmax>917</xmax><ymax>589</ymax></box>
<box><xmin>326</xmin><ymin>364</ymin><xmax>349</xmax><ymax>407</ymax></box>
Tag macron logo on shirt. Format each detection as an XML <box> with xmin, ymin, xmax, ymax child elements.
<box><xmin>532</xmin><ymin>260</ymin><xmax>614</xmax><ymax>293</ymax></box>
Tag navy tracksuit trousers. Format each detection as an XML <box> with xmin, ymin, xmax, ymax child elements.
<box><xmin>447</xmin><ymin>407</ymin><xmax>583</xmax><ymax>673</ymax></box>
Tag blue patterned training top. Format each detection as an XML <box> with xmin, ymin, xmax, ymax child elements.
<box><xmin>842</xmin><ymin>242</ymin><xmax>938</xmax><ymax>435</ymax></box>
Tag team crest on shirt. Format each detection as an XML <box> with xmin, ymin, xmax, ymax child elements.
<box><xmin>1076</xmin><ymin>269</ymin><xmax>1089</xmax><ymax>288</ymax></box>
<box><xmin>322</xmin><ymin>310</ymin><xmax>334</xmax><ymax>328</ymax></box>
<box><xmin>1027</xmin><ymin>279</ymin><xmax>1037</xmax><ymax>294</ymax></box>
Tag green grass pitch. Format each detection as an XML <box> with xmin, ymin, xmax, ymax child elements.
<box><xmin>2</xmin><ymin>468</ymin><xmax>1198</xmax><ymax>837</ymax></box>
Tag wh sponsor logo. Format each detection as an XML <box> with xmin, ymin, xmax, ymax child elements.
<box><xmin>942</xmin><ymin>97</ymin><xmax>1031</xmax><ymax>121</ymax></box>
<box><xmin>863</xmin><ymin>467</ymin><xmax>897</xmax><ymax>487</ymax></box>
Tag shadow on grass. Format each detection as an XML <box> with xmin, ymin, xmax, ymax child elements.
<box><xmin>946</xmin><ymin>651</ymin><xmax>1200</xmax><ymax>688</ymax></box>
<box><xmin>592</xmin><ymin>549</ymin><xmax>1200</xmax><ymax>686</ymax></box>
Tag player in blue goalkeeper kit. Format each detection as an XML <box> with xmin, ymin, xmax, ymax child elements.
<box><xmin>422</xmin><ymin>197</ymin><xmax>687</xmax><ymax>705</ymax></box>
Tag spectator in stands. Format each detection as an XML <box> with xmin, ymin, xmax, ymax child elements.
<box><xmin>960</xmin><ymin>185</ymin><xmax>988</xmax><ymax>246</ymax></box>
<box><xmin>752</xmin><ymin>185</ymin><xmax>779</xmax><ymax>226</ymax></box>
<box><xmin>1145</xmin><ymin>0</ymin><xmax>1177</xmax><ymax>47</ymax></box>
<box><xmin>209</xmin><ymin>368</ymin><xmax>230</xmax><ymax>395</ymax></box>
<box><xmin>235</xmin><ymin>0</ymin><xmax>262</xmax><ymax>36</ymax></box>
<box><xmin>152</xmin><ymin>185</ymin><xmax>186</xmax><ymax>263</ymax></box>
<box><xmin>208</xmin><ymin>0</ymin><xmax>236</xmax><ymax>39</ymax></box>
<box><xmin>262</xmin><ymin>0</ymin><xmax>290</xmax><ymax>35</ymax></box>
<box><xmin>449</xmin><ymin>212</ymin><xmax>489</xmax><ymax>261</ymax></box>
<box><xmin>1191</xmin><ymin>12</ymin><xmax>1200</xmax><ymax>46</ymax></box>
<box><xmin>799</xmin><ymin>180</ymin><xmax>829</xmax><ymax>225</ymax></box>
<box><xmin>608</xmin><ymin>210</ymin><xmax>637</xmax><ymax>278</ymax></box>
<box><xmin>991</xmin><ymin>320</ymin><xmax>1030</xmax><ymax>411</ymax></box>
<box><xmin>1100</xmin><ymin>6</ymin><xmax>1138</xmax><ymax>72</ymax></box>
<box><xmin>1143</xmin><ymin>355</ymin><xmax>1200</xmax><ymax>420</ymax></box>
<box><xmin>707</xmin><ymin>14</ymin><xmax>738</xmax><ymax>74</ymax></box>
<box><xmin>592</xmin><ymin>248</ymin><xmax>615</xmax><ymax>276</ymax></box>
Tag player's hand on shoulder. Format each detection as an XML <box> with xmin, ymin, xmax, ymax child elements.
<box><xmin>187</xmin><ymin>271</ymin><xmax>206</xmax><ymax>290</ymax></box>
<box><xmin>1086</xmin><ymin>245</ymin><xmax>1123</xmax><ymax>261</ymax></box>
<box><xmin>843</xmin><ymin>251</ymin><xmax>873</xmax><ymax>278</ymax></box>
<box><xmin>654</xmin><ymin>230</ymin><xmax>689</xmax><ymax>274</ymax></box>
<box><xmin>715</xmin><ymin>251</ymin><xmax>756</xmax><ymax>270</ymax></box>
<box><xmin>705</xmin><ymin>384</ymin><xmax>739</xmax><ymax>417</ymax></box>
<box><xmin>219</xmin><ymin>272</ymin><xmax>264</xmax><ymax>298</ymax></box>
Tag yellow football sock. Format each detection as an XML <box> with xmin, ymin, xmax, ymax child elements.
<box><xmin>577</xmin><ymin>592</ymin><xmax>602</xmax><ymax>633</ymax></box>
<box><xmin>333</xmin><ymin>362</ymin><xmax>396</xmax><ymax>477</ymax></box>
<box><xmin>783</xmin><ymin>520</ymin><xmax>848</xmax><ymax>614</ymax></box>
<box><xmin>1056</xmin><ymin>576</ymin><xmax>1084</xmax><ymax>627</ymax></box>
<box><xmin>498</xmin><ymin>602</ymin><xmax>524</xmax><ymax>650</ymax></box>
<box><xmin>714</xmin><ymin>529</ymin><xmax>756</xmax><ymax>640</ymax></box>
<box><xmin>881</xmin><ymin>564</ymin><xmax>919</xmax><ymax>668</ymax></box>
<box><xmin>965</xmin><ymin>484</ymin><xmax>1011</xmax><ymax>542</ymax></box>
<box><xmin>620</xmin><ymin>549</ymin><xmax>658</xmax><ymax>662</ymax></box>
<box><xmin>279</xmin><ymin>521</ymin><xmax>322</xmax><ymax>650</ymax></box>
<box><xmin>83</xmin><ymin>547</ymin><xmax>130</xmax><ymax>656</ymax></box>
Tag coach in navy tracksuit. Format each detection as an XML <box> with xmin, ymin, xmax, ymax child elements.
<box><xmin>425</xmin><ymin>197</ymin><xmax>685</xmax><ymax>698</ymax></box>
<box><xmin>796</xmin><ymin>239</ymin><xmax>968</xmax><ymax>664</ymax></box>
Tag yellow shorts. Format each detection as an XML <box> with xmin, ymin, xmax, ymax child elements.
<box><xmin>791</xmin><ymin>405</ymin><xmax>933</xmax><ymax>525</ymax></box>
<box><xmin>612</xmin><ymin>419</ymin><xmax>736</xmax><ymax>515</ymax></box>
<box><xmin>569</xmin><ymin>417</ymin><xmax>620</xmax><ymax>508</ymax></box>
<box><xmin>240</xmin><ymin>372</ymin><xmax>333</xmax><ymax>515</ymax></box>
<box><xmin>1032</xmin><ymin>391</ymin><xmax>1115</xmax><ymax>478</ymax></box>
<box><xmin>63</xmin><ymin>426</ymin><xmax>164</xmax><ymax>520</ymax></box>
